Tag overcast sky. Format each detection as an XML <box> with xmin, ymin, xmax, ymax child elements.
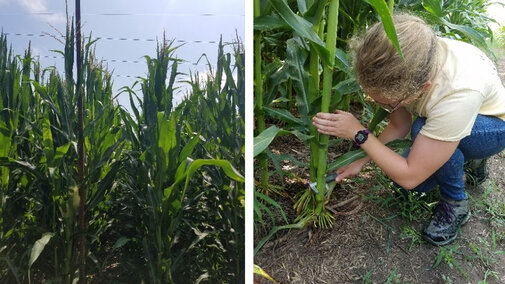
<box><xmin>0</xmin><ymin>0</ymin><xmax>244</xmax><ymax>109</ymax></box>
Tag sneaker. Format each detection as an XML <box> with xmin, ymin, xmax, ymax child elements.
<box><xmin>422</xmin><ymin>197</ymin><xmax>470</xmax><ymax>246</ymax></box>
<box><xmin>465</xmin><ymin>158</ymin><xmax>489</xmax><ymax>185</ymax></box>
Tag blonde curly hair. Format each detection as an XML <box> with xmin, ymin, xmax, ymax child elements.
<box><xmin>352</xmin><ymin>14</ymin><xmax>439</xmax><ymax>102</ymax></box>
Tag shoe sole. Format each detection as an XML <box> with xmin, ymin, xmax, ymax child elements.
<box><xmin>422</xmin><ymin>211</ymin><xmax>471</xmax><ymax>246</ymax></box>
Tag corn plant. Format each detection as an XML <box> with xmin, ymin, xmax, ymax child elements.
<box><xmin>174</xmin><ymin>38</ymin><xmax>245</xmax><ymax>281</ymax></box>
<box><xmin>118</xmin><ymin>37</ymin><xmax>244</xmax><ymax>283</ymax></box>
<box><xmin>255</xmin><ymin>0</ymin><xmax>270</xmax><ymax>189</ymax></box>
<box><xmin>254</xmin><ymin>0</ymin><xmax>403</xmax><ymax>228</ymax></box>
<box><xmin>397</xmin><ymin>0</ymin><xmax>496</xmax><ymax>55</ymax></box>
<box><xmin>0</xmin><ymin>16</ymin><xmax>128</xmax><ymax>281</ymax></box>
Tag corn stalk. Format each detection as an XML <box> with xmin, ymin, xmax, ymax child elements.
<box><xmin>308</xmin><ymin>1</ymin><xmax>327</xmax><ymax>187</ymax></box>
<box><xmin>74</xmin><ymin>0</ymin><xmax>87</xmax><ymax>282</ymax></box>
<box><xmin>254</xmin><ymin>0</ymin><xmax>269</xmax><ymax>189</ymax></box>
<box><xmin>314</xmin><ymin>0</ymin><xmax>339</xmax><ymax>223</ymax></box>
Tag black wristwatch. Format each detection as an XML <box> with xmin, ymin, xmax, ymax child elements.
<box><xmin>354</xmin><ymin>129</ymin><xmax>370</xmax><ymax>146</ymax></box>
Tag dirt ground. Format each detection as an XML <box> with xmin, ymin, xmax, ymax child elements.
<box><xmin>254</xmin><ymin>56</ymin><xmax>505</xmax><ymax>283</ymax></box>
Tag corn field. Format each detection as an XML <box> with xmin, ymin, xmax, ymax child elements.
<box><xmin>254</xmin><ymin>0</ymin><xmax>497</xmax><ymax>250</ymax></box>
<box><xmin>0</xmin><ymin>19</ymin><xmax>244</xmax><ymax>283</ymax></box>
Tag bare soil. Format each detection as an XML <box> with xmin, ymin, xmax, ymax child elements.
<box><xmin>254</xmin><ymin>55</ymin><xmax>505</xmax><ymax>284</ymax></box>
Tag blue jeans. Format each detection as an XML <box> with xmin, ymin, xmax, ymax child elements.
<box><xmin>399</xmin><ymin>115</ymin><xmax>505</xmax><ymax>200</ymax></box>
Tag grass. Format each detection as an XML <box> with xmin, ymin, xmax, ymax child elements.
<box><xmin>432</xmin><ymin>244</ymin><xmax>468</xmax><ymax>278</ymax></box>
<box><xmin>384</xmin><ymin>269</ymin><xmax>402</xmax><ymax>284</ymax></box>
<box><xmin>399</xmin><ymin>225</ymin><xmax>423</xmax><ymax>251</ymax></box>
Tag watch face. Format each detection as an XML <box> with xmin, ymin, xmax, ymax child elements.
<box><xmin>356</xmin><ymin>133</ymin><xmax>366</xmax><ymax>143</ymax></box>
<box><xmin>355</xmin><ymin>129</ymin><xmax>369</xmax><ymax>145</ymax></box>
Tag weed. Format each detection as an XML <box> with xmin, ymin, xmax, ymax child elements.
<box><xmin>360</xmin><ymin>269</ymin><xmax>373</xmax><ymax>284</ymax></box>
<box><xmin>441</xmin><ymin>274</ymin><xmax>453</xmax><ymax>284</ymax></box>
<box><xmin>477</xmin><ymin>269</ymin><xmax>499</xmax><ymax>284</ymax></box>
<box><xmin>399</xmin><ymin>225</ymin><xmax>423</xmax><ymax>251</ymax></box>
<box><xmin>432</xmin><ymin>244</ymin><xmax>468</xmax><ymax>279</ymax></box>
<box><xmin>385</xmin><ymin>269</ymin><xmax>402</xmax><ymax>284</ymax></box>
<box><xmin>364</xmin><ymin>168</ymin><xmax>434</xmax><ymax>223</ymax></box>
<box><xmin>470</xmin><ymin>180</ymin><xmax>505</xmax><ymax>223</ymax></box>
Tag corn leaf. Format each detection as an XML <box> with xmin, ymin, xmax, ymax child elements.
<box><xmin>369</xmin><ymin>108</ymin><xmax>389</xmax><ymax>133</ymax></box>
<box><xmin>327</xmin><ymin>139</ymin><xmax>413</xmax><ymax>172</ymax></box>
<box><xmin>441</xmin><ymin>19</ymin><xmax>491</xmax><ymax>54</ymax></box>
<box><xmin>254</xmin><ymin>15</ymin><xmax>288</xmax><ymax>31</ymax></box>
<box><xmin>289</xmin><ymin>130</ymin><xmax>312</xmax><ymax>141</ymax></box>
<box><xmin>254</xmin><ymin>125</ymin><xmax>281</xmax><ymax>157</ymax></box>
<box><xmin>112</xmin><ymin>237</ymin><xmax>130</xmax><ymax>250</ymax></box>
<box><xmin>0</xmin><ymin>157</ymin><xmax>46</xmax><ymax>181</ymax></box>
<box><xmin>0</xmin><ymin>122</ymin><xmax>10</xmax><ymax>187</ymax></box>
<box><xmin>286</xmin><ymin>38</ymin><xmax>310</xmax><ymax>117</ymax></box>
<box><xmin>254</xmin><ymin>264</ymin><xmax>278</xmax><ymax>284</ymax></box>
<box><xmin>164</xmin><ymin>159</ymin><xmax>244</xmax><ymax>200</ymax></box>
<box><xmin>157</xmin><ymin>112</ymin><xmax>176</xmax><ymax>169</ymax></box>
<box><xmin>332</xmin><ymin>78</ymin><xmax>360</xmax><ymax>96</ymax></box>
<box><xmin>303</xmin><ymin>0</ymin><xmax>328</xmax><ymax>24</ymax></box>
<box><xmin>185</xmin><ymin>159</ymin><xmax>244</xmax><ymax>183</ymax></box>
<box><xmin>366</xmin><ymin>0</ymin><xmax>404</xmax><ymax>58</ymax></box>
<box><xmin>87</xmin><ymin>160</ymin><xmax>122</xmax><ymax>210</ymax></box>
<box><xmin>179</xmin><ymin>134</ymin><xmax>200</xmax><ymax>162</ymax></box>
<box><xmin>296</xmin><ymin>0</ymin><xmax>308</xmax><ymax>14</ymax></box>
<box><xmin>28</xmin><ymin>233</ymin><xmax>55</xmax><ymax>284</ymax></box>
<box><xmin>422</xmin><ymin>0</ymin><xmax>444</xmax><ymax>17</ymax></box>
<box><xmin>334</xmin><ymin>48</ymin><xmax>352</xmax><ymax>73</ymax></box>
<box><xmin>327</xmin><ymin>147</ymin><xmax>367</xmax><ymax>172</ymax></box>
<box><xmin>254</xmin><ymin>220</ymin><xmax>307</xmax><ymax>255</ymax></box>
<box><xmin>269</xmin><ymin>0</ymin><xmax>331</xmax><ymax>65</ymax></box>
<box><xmin>41</xmin><ymin>115</ymin><xmax>54</xmax><ymax>162</ymax></box>
<box><xmin>268</xmin><ymin>151</ymin><xmax>309</xmax><ymax>179</ymax></box>
<box><xmin>263</xmin><ymin>107</ymin><xmax>304</xmax><ymax>126</ymax></box>
<box><xmin>53</xmin><ymin>142</ymin><xmax>72</xmax><ymax>166</ymax></box>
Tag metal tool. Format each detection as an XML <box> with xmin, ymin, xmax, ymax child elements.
<box><xmin>309</xmin><ymin>172</ymin><xmax>338</xmax><ymax>193</ymax></box>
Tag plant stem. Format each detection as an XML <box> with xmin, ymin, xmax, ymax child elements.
<box><xmin>308</xmin><ymin>26</ymin><xmax>320</xmax><ymax>182</ymax></box>
<box><xmin>308</xmin><ymin>5</ymin><xmax>326</xmax><ymax>184</ymax></box>
<box><xmin>316</xmin><ymin>0</ymin><xmax>339</xmax><ymax>214</ymax></box>
<box><xmin>254</xmin><ymin>0</ymin><xmax>269</xmax><ymax>188</ymax></box>
<box><xmin>75</xmin><ymin>0</ymin><xmax>86</xmax><ymax>282</ymax></box>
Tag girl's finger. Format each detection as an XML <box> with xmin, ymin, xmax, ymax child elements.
<box><xmin>333</xmin><ymin>109</ymin><xmax>348</xmax><ymax>115</ymax></box>
<box><xmin>313</xmin><ymin>116</ymin><xmax>338</xmax><ymax>127</ymax></box>
<box><xmin>314</xmin><ymin>125</ymin><xmax>332</xmax><ymax>135</ymax></box>
<box><xmin>315</xmin><ymin>112</ymin><xmax>338</xmax><ymax>120</ymax></box>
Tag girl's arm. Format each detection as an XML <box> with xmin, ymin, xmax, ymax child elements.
<box><xmin>313</xmin><ymin>109</ymin><xmax>458</xmax><ymax>188</ymax></box>
<box><xmin>358</xmin><ymin>107</ymin><xmax>413</xmax><ymax>163</ymax></box>
<box><xmin>331</xmin><ymin>107</ymin><xmax>412</xmax><ymax>182</ymax></box>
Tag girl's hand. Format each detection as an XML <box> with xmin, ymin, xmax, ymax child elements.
<box><xmin>335</xmin><ymin>158</ymin><xmax>368</xmax><ymax>182</ymax></box>
<box><xmin>312</xmin><ymin>110</ymin><xmax>364</xmax><ymax>140</ymax></box>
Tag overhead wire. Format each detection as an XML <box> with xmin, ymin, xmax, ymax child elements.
<box><xmin>0</xmin><ymin>12</ymin><xmax>244</xmax><ymax>17</ymax></box>
<box><xmin>38</xmin><ymin>54</ymin><xmax>212</xmax><ymax>66</ymax></box>
<box><xmin>2</xmin><ymin>32</ymin><xmax>225</xmax><ymax>44</ymax></box>
<box><xmin>2</xmin><ymin>19</ymin><xmax>239</xmax><ymax>79</ymax></box>
<box><xmin>0</xmin><ymin>11</ymin><xmax>240</xmax><ymax>92</ymax></box>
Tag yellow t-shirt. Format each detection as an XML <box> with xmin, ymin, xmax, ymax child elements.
<box><xmin>406</xmin><ymin>37</ymin><xmax>505</xmax><ymax>141</ymax></box>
